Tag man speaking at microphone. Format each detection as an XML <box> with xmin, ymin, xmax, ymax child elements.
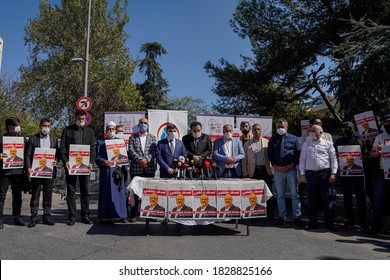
<box><xmin>156</xmin><ymin>124</ymin><xmax>187</xmax><ymax>178</ymax></box>
<box><xmin>182</xmin><ymin>121</ymin><xmax>212</xmax><ymax>166</ymax></box>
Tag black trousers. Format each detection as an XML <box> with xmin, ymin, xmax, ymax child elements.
<box><xmin>129</xmin><ymin>171</ymin><xmax>154</xmax><ymax>218</ymax></box>
<box><xmin>340</xmin><ymin>176</ymin><xmax>366</xmax><ymax>226</ymax></box>
<box><xmin>252</xmin><ymin>167</ymin><xmax>275</xmax><ymax>218</ymax></box>
<box><xmin>30</xmin><ymin>178</ymin><xmax>54</xmax><ymax>218</ymax></box>
<box><xmin>0</xmin><ymin>174</ymin><xmax>23</xmax><ymax>220</ymax></box>
<box><xmin>65</xmin><ymin>173</ymin><xmax>90</xmax><ymax>220</ymax></box>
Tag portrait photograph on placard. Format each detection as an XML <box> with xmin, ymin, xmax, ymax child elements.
<box><xmin>140</xmin><ymin>181</ymin><xmax>167</xmax><ymax>219</ymax></box>
<box><xmin>105</xmin><ymin>139</ymin><xmax>128</xmax><ymax>166</ymax></box>
<box><xmin>338</xmin><ymin>145</ymin><xmax>364</xmax><ymax>177</ymax></box>
<box><xmin>2</xmin><ymin>136</ymin><xmax>24</xmax><ymax>169</ymax></box>
<box><xmin>68</xmin><ymin>144</ymin><xmax>90</xmax><ymax>175</ymax></box>
<box><xmin>193</xmin><ymin>181</ymin><xmax>217</xmax><ymax>219</ymax></box>
<box><xmin>30</xmin><ymin>148</ymin><xmax>56</xmax><ymax>178</ymax></box>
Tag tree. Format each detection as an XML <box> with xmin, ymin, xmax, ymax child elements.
<box><xmin>137</xmin><ymin>42</ymin><xmax>169</xmax><ymax>110</ymax></box>
<box><xmin>14</xmin><ymin>0</ymin><xmax>141</xmax><ymax>133</ymax></box>
<box><xmin>205</xmin><ymin>0</ymin><xmax>389</xmax><ymax>124</ymax></box>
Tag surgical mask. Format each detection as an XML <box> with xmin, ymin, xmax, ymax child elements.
<box><xmin>139</xmin><ymin>123</ymin><xmax>148</xmax><ymax>132</ymax></box>
<box><xmin>14</xmin><ymin>126</ymin><xmax>21</xmax><ymax>133</ymax></box>
<box><xmin>76</xmin><ymin>120</ymin><xmax>85</xmax><ymax>127</ymax></box>
<box><xmin>310</xmin><ymin>132</ymin><xmax>318</xmax><ymax>140</ymax></box>
<box><xmin>116</xmin><ymin>132</ymin><xmax>124</xmax><ymax>139</ymax></box>
<box><xmin>224</xmin><ymin>132</ymin><xmax>233</xmax><ymax>139</ymax></box>
<box><xmin>168</xmin><ymin>132</ymin><xmax>177</xmax><ymax>140</ymax></box>
<box><xmin>41</xmin><ymin>127</ymin><xmax>50</xmax><ymax>135</ymax></box>
<box><xmin>276</xmin><ymin>128</ymin><xmax>286</xmax><ymax>136</ymax></box>
<box><xmin>108</xmin><ymin>131</ymin><xmax>116</xmax><ymax>138</ymax></box>
<box><xmin>384</xmin><ymin>124</ymin><xmax>390</xmax><ymax>134</ymax></box>
<box><xmin>192</xmin><ymin>132</ymin><xmax>201</xmax><ymax>139</ymax></box>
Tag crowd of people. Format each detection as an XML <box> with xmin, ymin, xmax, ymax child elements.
<box><xmin>1</xmin><ymin>109</ymin><xmax>389</xmax><ymax>235</ymax></box>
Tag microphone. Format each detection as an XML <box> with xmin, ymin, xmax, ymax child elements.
<box><xmin>178</xmin><ymin>156</ymin><xmax>186</xmax><ymax>179</ymax></box>
<box><xmin>172</xmin><ymin>159</ymin><xmax>178</xmax><ymax>178</ymax></box>
<box><xmin>183</xmin><ymin>161</ymin><xmax>189</xmax><ymax>180</ymax></box>
<box><xmin>203</xmin><ymin>159</ymin><xmax>211</xmax><ymax>179</ymax></box>
<box><xmin>209</xmin><ymin>159</ymin><xmax>221</xmax><ymax>180</ymax></box>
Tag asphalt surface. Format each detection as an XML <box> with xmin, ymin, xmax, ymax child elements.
<box><xmin>0</xmin><ymin>190</ymin><xmax>389</xmax><ymax>260</ymax></box>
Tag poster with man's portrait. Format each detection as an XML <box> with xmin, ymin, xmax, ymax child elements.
<box><xmin>168</xmin><ymin>182</ymin><xmax>193</xmax><ymax>219</ymax></box>
<box><xmin>140</xmin><ymin>180</ymin><xmax>167</xmax><ymax>219</ymax></box>
<box><xmin>68</xmin><ymin>144</ymin><xmax>90</xmax><ymax>175</ymax></box>
<box><xmin>338</xmin><ymin>145</ymin><xmax>364</xmax><ymax>177</ymax></box>
<box><xmin>2</xmin><ymin>136</ymin><xmax>24</xmax><ymax>169</ymax></box>
<box><xmin>354</xmin><ymin>111</ymin><xmax>379</xmax><ymax>140</ymax></box>
<box><xmin>216</xmin><ymin>180</ymin><xmax>241</xmax><ymax>219</ymax></box>
<box><xmin>241</xmin><ymin>180</ymin><xmax>268</xmax><ymax>219</ymax></box>
<box><xmin>30</xmin><ymin>148</ymin><xmax>56</xmax><ymax>179</ymax></box>
<box><xmin>193</xmin><ymin>181</ymin><xmax>217</xmax><ymax>219</ymax></box>
<box><xmin>105</xmin><ymin>139</ymin><xmax>128</xmax><ymax>166</ymax></box>
<box><xmin>382</xmin><ymin>145</ymin><xmax>390</xmax><ymax>180</ymax></box>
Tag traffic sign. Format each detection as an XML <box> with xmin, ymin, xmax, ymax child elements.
<box><xmin>76</xmin><ymin>97</ymin><xmax>92</xmax><ymax>111</ymax></box>
<box><xmin>85</xmin><ymin>111</ymin><xmax>92</xmax><ymax>126</ymax></box>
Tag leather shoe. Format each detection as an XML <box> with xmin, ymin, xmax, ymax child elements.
<box><xmin>81</xmin><ymin>217</ymin><xmax>92</xmax><ymax>224</ymax></box>
<box><xmin>43</xmin><ymin>219</ymin><xmax>55</xmax><ymax>226</ymax></box>
<box><xmin>0</xmin><ymin>220</ymin><xmax>3</xmax><ymax>229</ymax></box>
<box><xmin>66</xmin><ymin>219</ymin><xmax>76</xmax><ymax>226</ymax></box>
<box><xmin>274</xmin><ymin>217</ymin><xmax>285</xmax><ymax>226</ymax></box>
<box><xmin>304</xmin><ymin>224</ymin><xmax>318</xmax><ymax>230</ymax></box>
<box><xmin>14</xmin><ymin>217</ymin><xmax>27</xmax><ymax>226</ymax></box>
<box><xmin>28</xmin><ymin>220</ymin><xmax>37</xmax><ymax>228</ymax></box>
<box><xmin>293</xmin><ymin>218</ymin><xmax>304</xmax><ymax>227</ymax></box>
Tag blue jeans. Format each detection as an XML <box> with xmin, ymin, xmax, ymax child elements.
<box><xmin>274</xmin><ymin>168</ymin><xmax>301</xmax><ymax>218</ymax></box>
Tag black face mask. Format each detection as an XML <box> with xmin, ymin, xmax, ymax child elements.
<box><xmin>344</xmin><ymin>130</ymin><xmax>354</xmax><ymax>138</ymax></box>
<box><xmin>242</xmin><ymin>130</ymin><xmax>250</xmax><ymax>135</ymax></box>
<box><xmin>384</xmin><ymin>124</ymin><xmax>390</xmax><ymax>134</ymax></box>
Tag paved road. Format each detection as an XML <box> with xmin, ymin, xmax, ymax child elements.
<box><xmin>0</xmin><ymin>191</ymin><xmax>389</xmax><ymax>260</ymax></box>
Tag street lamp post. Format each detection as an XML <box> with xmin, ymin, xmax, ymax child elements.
<box><xmin>71</xmin><ymin>0</ymin><xmax>91</xmax><ymax>98</ymax></box>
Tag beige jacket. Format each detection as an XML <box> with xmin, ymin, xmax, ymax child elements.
<box><xmin>242</xmin><ymin>137</ymin><xmax>274</xmax><ymax>177</ymax></box>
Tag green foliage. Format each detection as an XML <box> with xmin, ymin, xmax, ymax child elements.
<box><xmin>137</xmin><ymin>42</ymin><xmax>169</xmax><ymax>110</ymax></box>
<box><xmin>14</xmin><ymin>0</ymin><xmax>141</xmax><ymax>134</ymax></box>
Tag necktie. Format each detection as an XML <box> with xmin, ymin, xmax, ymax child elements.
<box><xmin>280</xmin><ymin>136</ymin><xmax>285</xmax><ymax>158</ymax></box>
<box><xmin>170</xmin><ymin>139</ymin><xmax>175</xmax><ymax>154</ymax></box>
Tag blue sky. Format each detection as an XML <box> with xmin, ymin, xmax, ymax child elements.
<box><xmin>0</xmin><ymin>0</ymin><xmax>253</xmax><ymax>106</ymax></box>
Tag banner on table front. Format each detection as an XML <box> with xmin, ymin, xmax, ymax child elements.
<box><xmin>354</xmin><ymin>111</ymin><xmax>379</xmax><ymax>140</ymax></box>
<box><xmin>148</xmin><ymin>110</ymin><xmax>188</xmax><ymax>141</ymax></box>
<box><xmin>196</xmin><ymin>115</ymin><xmax>235</xmax><ymax>142</ymax></box>
<box><xmin>105</xmin><ymin>139</ymin><xmax>128</xmax><ymax>166</ymax></box>
<box><xmin>236</xmin><ymin>116</ymin><xmax>273</xmax><ymax>138</ymax></box>
<box><xmin>140</xmin><ymin>180</ymin><xmax>168</xmax><ymax>219</ymax></box>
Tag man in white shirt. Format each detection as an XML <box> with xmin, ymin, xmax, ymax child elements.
<box><xmin>299</xmin><ymin>125</ymin><xmax>338</xmax><ymax>231</ymax></box>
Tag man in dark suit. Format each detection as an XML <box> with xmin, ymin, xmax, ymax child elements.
<box><xmin>182</xmin><ymin>121</ymin><xmax>212</xmax><ymax>165</ymax></box>
<box><xmin>4</xmin><ymin>147</ymin><xmax>24</xmax><ymax>168</ymax></box>
<box><xmin>156</xmin><ymin>124</ymin><xmax>187</xmax><ymax>178</ymax></box>
<box><xmin>60</xmin><ymin>110</ymin><xmax>96</xmax><ymax>226</ymax></box>
<box><xmin>195</xmin><ymin>193</ymin><xmax>217</xmax><ymax>218</ymax></box>
<box><xmin>0</xmin><ymin>118</ymin><xmax>28</xmax><ymax>229</ymax></box>
<box><xmin>141</xmin><ymin>193</ymin><xmax>165</xmax><ymax>218</ymax></box>
<box><xmin>170</xmin><ymin>194</ymin><xmax>193</xmax><ymax>218</ymax></box>
<box><xmin>244</xmin><ymin>193</ymin><xmax>266</xmax><ymax>217</ymax></box>
<box><xmin>128</xmin><ymin>117</ymin><xmax>157</xmax><ymax>221</ymax></box>
<box><xmin>25</xmin><ymin>118</ymin><xmax>59</xmax><ymax>227</ymax></box>
<box><xmin>219</xmin><ymin>194</ymin><xmax>241</xmax><ymax>218</ymax></box>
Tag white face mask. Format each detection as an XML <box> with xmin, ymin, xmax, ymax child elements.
<box><xmin>168</xmin><ymin>131</ymin><xmax>177</xmax><ymax>140</ymax></box>
<box><xmin>276</xmin><ymin>128</ymin><xmax>286</xmax><ymax>135</ymax></box>
<box><xmin>192</xmin><ymin>132</ymin><xmax>201</xmax><ymax>139</ymax></box>
<box><xmin>14</xmin><ymin>126</ymin><xmax>21</xmax><ymax>133</ymax></box>
<box><xmin>224</xmin><ymin>132</ymin><xmax>233</xmax><ymax>139</ymax></box>
<box><xmin>310</xmin><ymin>132</ymin><xmax>318</xmax><ymax>140</ymax></box>
<box><xmin>76</xmin><ymin>120</ymin><xmax>85</xmax><ymax>127</ymax></box>
<box><xmin>108</xmin><ymin>131</ymin><xmax>116</xmax><ymax>138</ymax></box>
<box><xmin>41</xmin><ymin>127</ymin><xmax>50</xmax><ymax>135</ymax></box>
<box><xmin>116</xmin><ymin>132</ymin><xmax>124</xmax><ymax>139</ymax></box>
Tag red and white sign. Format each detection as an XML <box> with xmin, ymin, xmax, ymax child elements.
<box><xmin>76</xmin><ymin>97</ymin><xmax>92</xmax><ymax>111</ymax></box>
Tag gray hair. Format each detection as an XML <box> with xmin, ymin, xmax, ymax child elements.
<box><xmin>276</xmin><ymin>118</ymin><xmax>288</xmax><ymax>126</ymax></box>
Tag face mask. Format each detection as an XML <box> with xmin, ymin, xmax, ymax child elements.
<box><xmin>310</xmin><ymin>132</ymin><xmax>318</xmax><ymax>140</ymax></box>
<box><xmin>344</xmin><ymin>130</ymin><xmax>353</xmax><ymax>138</ymax></box>
<box><xmin>384</xmin><ymin>124</ymin><xmax>390</xmax><ymax>134</ymax></box>
<box><xmin>108</xmin><ymin>131</ymin><xmax>116</xmax><ymax>138</ymax></box>
<box><xmin>168</xmin><ymin>132</ymin><xmax>177</xmax><ymax>140</ymax></box>
<box><xmin>41</xmin><ymin>127</ymin><xmax>50</xmax><ymax>135</ymax></box>
<box><xmin>242</xmin><ymin>130</ymin><xmax>250</xmax><ymax>135</ymax></box>
<box><xmin>192</xmin><ymin>132</ymin><xmax>201</xmax><ymax>139</ymax></box>
<box><xmin>116</xmin><ymin>132</ymin><xmax>124</xmax><ymax>139</ymax></box>
<box><xmin>139</xmin><ymin>123</ymin><xmax>148</xmax><ymax>132</ymax></box>
<box><xmin>277</xmin><ymin>128</ymin><xmax>286</xmax><ymax>136</ymax></box>
<box><xmin>14</xmin><ymin>126</ymin><xmax>21</xmax><ymax>133</ymax></box>
<box><xmin>76</xmin><ymin>120</ymin><xmax>85</xmax><ymax>127</ymax></box>
<box><xmin>224</xmin><ymin>132</ymin><xmax>233</xmax><ymax>139</ymax></box>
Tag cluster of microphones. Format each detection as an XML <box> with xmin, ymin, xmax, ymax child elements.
<box><xmin>172</xmin><ymin>156</ymin><xmax>222</xmax><ymax>180</ymax></box>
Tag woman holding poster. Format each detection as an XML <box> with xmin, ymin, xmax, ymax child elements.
<box><xmin>95</xmin><ymin>121</ymin><xmax>127</xmax><ymax>223</ymax></box>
